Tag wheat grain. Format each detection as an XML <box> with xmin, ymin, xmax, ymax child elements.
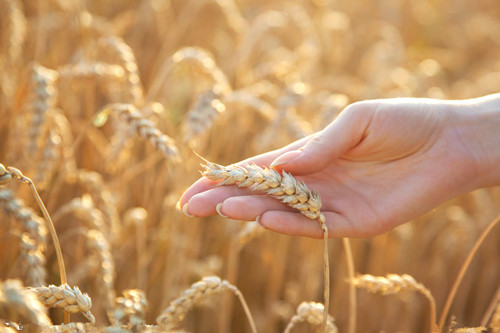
<box><xmin>157</xmin><ymin>276</ymin><xmax>256</xmax><ymax>333</ymax></box>
<box><xmin>28</xmin><ymin>285</ymin><xmax>95</xmax><ymax>324</ymax></box>
<box><xmin>0</xmin><ymin>280</ymin><xmax>51</xmax><ymax>326</ymax></box>
<box><xmin>284</xmin><ymin>302</ymin><xmax>337</xmax><ymax>333</ymax></box>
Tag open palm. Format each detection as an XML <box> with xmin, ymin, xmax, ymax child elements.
<box><xmin>179</xmin><ymin>98</ymin><xmax>483</xmax><ymax>238</ymax></box>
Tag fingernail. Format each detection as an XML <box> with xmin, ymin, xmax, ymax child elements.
<box><xmin>270</xmin><ymin>150</ymin><xmax>303</xmax><ymax>168</ymax></box>
<box><xmin>181</xmin><ymin>203</ymin><xmax>194</xmax><ymax>217</ymax></box>
<box><xmin>216</xmin><ymin>203</ymin><xmax>229</xmax><ymax>218</ymax></box>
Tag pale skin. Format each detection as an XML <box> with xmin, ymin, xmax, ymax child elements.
<box><xmin>178</xmin><ymin>93</ymin><xmax>500</xmax><ymax>238</ymax></box>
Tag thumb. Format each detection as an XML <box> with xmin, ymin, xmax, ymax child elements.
<box><xmin>270</xmin><ymin>104</ymin><xmax>371</xmax><ymax>174</ymax></box>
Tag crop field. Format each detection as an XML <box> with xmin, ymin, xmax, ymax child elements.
<box><xmin>0</xmin><ymin>0</ymin><xmax>500</xmax><ymax>332</ymax></box>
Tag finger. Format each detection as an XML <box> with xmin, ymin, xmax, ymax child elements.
<box><xmin>271</xmin><ymin>103</ymin><xmax>373</xmax><ymax>175</ymax></box>
<box><xmin>217</xmin><ymin>195</ymin><xmax>295</xmax><ymax>220</ymax></box>
<box><xmin>183</xmin><ymin>186</ymin><xmax>257</xmax><ymax>217</ymax></box>
<box><xmin>178</xmin><ymin>176</ymin><xmax>222</xmax><ymax>209</ymax></box>
<box><xmin>235</xmin><ymin>133</ymin><xmax>318</xmax><ymax>167</ymax></box>
<box><xmin>257</xmin><ymin>210</ymin><xmax>362</xmax><ymax>238</ymax></box>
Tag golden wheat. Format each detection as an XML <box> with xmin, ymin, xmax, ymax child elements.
<box><xmin>156</xmin><ymin>276</ymin><xmax>256</xmax><ymax>333</ymax></box>
<box><xmin>28</xmin><ymin>285</ymin><xmax>95</xmax><ymax>324</ymax></box>
<box><xmin>353</xmin><ymin>273</ymin><xmax>438</xmax><ymax>332</ymax></box>
<box><xmin>99</xmin><ymin>103</ymin><xmax>179</xmax><ymax>162</ymax></box>
<box><xmin>0</xmin><ymin>188</ymin><xmax>47</xmax><ymax>286</ymax></box>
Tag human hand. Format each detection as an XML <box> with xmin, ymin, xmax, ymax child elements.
<box><xmin>179</xmin><ymin>95</ymin><xmax>500</xmax><ymax>238</ymax></box>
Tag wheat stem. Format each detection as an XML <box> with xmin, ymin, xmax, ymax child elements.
<box><xmin>439</xmin><ymin>213</ymin><xmax>500</xmax><ymax>330</ymax></box>
<box><xmin>342</xmin><ymin>237</ymin><xmax>356</xmax><ymax>333</ymax></box>
<box><xmin>199</xmin><ymin>157</ymin><xmax>330</xmax><ymax>332</ymax></box>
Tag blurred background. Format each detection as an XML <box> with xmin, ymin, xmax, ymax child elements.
<box><xmin>1</xmin><ymin>0</ymin><xmax>500</xmax><ymax>332</ymax></box>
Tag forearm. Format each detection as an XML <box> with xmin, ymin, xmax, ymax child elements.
<box><xmin>457</xmin><ymin>93</ymin><xmax>500</xmax><ymax>188</ymax></box>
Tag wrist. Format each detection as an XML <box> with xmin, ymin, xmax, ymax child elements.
<box><xmin>456</xmin><ymin>94</ymin><xmax>500</xmax><ymax>189</ymax></box>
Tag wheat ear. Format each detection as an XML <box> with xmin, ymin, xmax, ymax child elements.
<box><xmin>199</xmin><ymin>159</ymin><xmax>330</xmax><ymax>332</ymax></box>
<box><xmin>99</xmin><ymin>103</ymin><xmax>179</xmax><ymax>162</ymax></box>
<box><xmin>0</xmin><ymin>188</ymin><xmax>47</xmax><ymax>286</ymax></box>
<box><xmin>352</xmin><ymin>274</ymin><xmax>438</xmax><ymax>332</ymax></box>
<box><xmin>284</xmin><ymin>302</ymin><xmax>337</xmax><ymax>333</ymax></box>
<box><xmin>86</xmin><ymin>229</ymin><xmax>116</xmax><ymax>323</ymax></box>
<box><xmin>98</xmin><ymin>36</ymin><xmax>144</xmax><ymax>106</ymax></box>
<box><xmin>0</xmin><ymin>164</ymin><xmax>69</xmax><ymax>323</ymax></box>
<box><xmin>64</xmin><ymin>169</ymin><xmax>120</xmax><ymax>238</ymax></box>
<box><xmin>200</xmin><ymin>161</ymin><xmax>325</xmax><ymax>223</ymax></box>
<box><xmin>28</xmin><ymin>285</ymin><xmax>95</xmax><ymax>324</ymax></box>
<box><xmin>156</xmin><ymin>276</ymin><xmax>257</xmax><ymax>333</ymax></box>
<box><xmin>0</xmin><ymin>280</ymin><xmax>51</xmax><ymax>326</ymax></box>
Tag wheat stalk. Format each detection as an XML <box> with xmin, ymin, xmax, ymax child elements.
<box><xmin>352</xmin><ymin>274</ymin><xmax>438</xmax><ymax>332</ymax></box>
<box><xmin>0</xmin><ymin>280</ymin><xmax>51</xmax><ymax>326</ymax></box>
<box><xmin>28</xmin><ymin>285</ymin><xmax>95</xmax><ymax>324</ymax></box>
<box><xmin>156</xmin><ymin>276</ymin><xmax>257</xmax><ymax>333</ymax></box>
<box><xmin>198</xmin><ymin>158</ymin><xmax>330</xmax><ymax>332</ymax></box>
<box><xmin>284</xmin><ymin>302</ymin><xmax>337</xmax><ymax>333</ymax></box>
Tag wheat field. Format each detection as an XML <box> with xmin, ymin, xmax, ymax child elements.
<box><xmin>1</xmin><ymin>0</ymin><xmax>500</xmax><ymax>332</ymax></box>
